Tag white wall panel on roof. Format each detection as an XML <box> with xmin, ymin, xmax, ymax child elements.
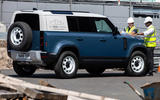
<box><xmin>45</xmin><ymin>3</ymin><xmax>70</xmax><ymax>10</ymax></box>
<box><xmin>0</xmin><ymin>22</ymin><xmax>6</xmax><ymax>32</ymax></box>
<box><xmin>17</xmin><ymin>2</ymin><xmax>37</xmax><ymax>10</ymax></box>
<box><xmin>71</xmin><ymin>4</ymin><xmax>103</xmax><ymax>15</ymax></box>
<box><xmin>0</xmin><ymin>4</ymin><xmax>1</xmax><ymax>15</ymax></box>
<box><xmin>3</xmin><ymin>1</ymin><xmax>18</xmax><ymax>12</ymax></box>
<box><xmin>2</xmin><ymin>12</ymin><xmax>14</xmax><ymax>28</ymax></box>
<box><xmin>104</xmin><ymin>6</ymin><xmax>129</xmax><ymax>17</ymax></box>
<box><xmin>102</xmin><ymin>0</ymin><xmax>158</xmax><ymax>2</ymax></box>
<box><xmin>36</xmin><ymin>3</ymin><xmax>48</xmax><ymax>10</ymax></box>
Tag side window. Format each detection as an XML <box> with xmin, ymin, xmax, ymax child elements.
<box><xmin>95</xmin><ymin>18</ymin><xmax>112</xmax><ymax>33</ymax></box>
<box><xmin>77</xmin><ymin>17</ymin><xmax>96</xmax><ymax>32</ymax></box>
<box><xmin>67</xmin><ymin>16</ymin><xmax>79</xmax><ymax>32</ymax></box>
<box><xmin>67</xmin><ymin>16</ymin><xmax>97</xmax><ymax>32</ymax></box>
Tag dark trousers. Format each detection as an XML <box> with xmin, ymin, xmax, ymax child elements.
<box><xmin>147</xmin><ymin>47</ymin><xmax>155</xmax><ymax>74</ymax></box>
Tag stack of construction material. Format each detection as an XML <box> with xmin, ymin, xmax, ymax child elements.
<box><xmin>0</xmin><ymin>22</ymin><xmax>12</xmax><ymax>69</ymax></box>
<box><xmin>0</xmin><ymin>22</ymin><xmax>6</xmax><ymax>33</ymax></box>
<box><xmin>0</xmin><ymin>73</ymin><xmax>118</xmax><ymax>100</ymax></box>
<box><xmin>0</xmin><ymin>40</ymin><xmax>12</xmax><ymax>69</ymax></box>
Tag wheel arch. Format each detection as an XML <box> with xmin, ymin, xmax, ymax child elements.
<box><xmin>58</xmin><ymin>45</ymin><xmax>80</xmax><ymax>59</ymax></box>
<box><xmin>130</xmin><ymin>46</ymin><xmax>148</xmax><ymax>58</ymax></box>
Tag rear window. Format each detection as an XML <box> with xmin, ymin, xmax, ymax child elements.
<box><xmin>14</xmin><ymin>14</ymin><xmax>40</xmax><ymax>30</ymax></box>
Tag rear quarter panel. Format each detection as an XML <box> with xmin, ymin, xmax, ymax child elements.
<box><xmin>43</xmin><ymin>31</ymin><xmax>79</xmax><ymax>54</ymax></box>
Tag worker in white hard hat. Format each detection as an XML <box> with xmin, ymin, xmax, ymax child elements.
<box><xmin>137</xmin><ymin>16</ymin><xmax>157</xmax><ymax>76</ymax></box>
<box><xmin>121</xmin><ymin>17</ymin><xmax>138</xmax><ymax>36</ymax></box>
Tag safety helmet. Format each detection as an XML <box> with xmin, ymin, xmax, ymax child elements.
<box><xmin>144</xmin><ymin>16</ymin><xmax>153</xmax><ymax>24</ymax></box>
<box><xmin>127</xmin><ymin>17</ymin><xmax>134</xmax><ymax>23</ymax></box>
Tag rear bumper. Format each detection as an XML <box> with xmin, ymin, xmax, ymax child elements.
<box><xmin>8</xmin><ymin>50</ymin><xmax>57</xmax><ymax>65</ymax></box>
<box><xmin>9</xmin><ymin>50</ymin><xmax>46</xmax><ymax>64</ymax></box>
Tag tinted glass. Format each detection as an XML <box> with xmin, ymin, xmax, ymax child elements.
<box><xmin>67</xmin><ymin>16</ymin><xmax>97</xmax><ymax>32</ymax></box>
<box><xmin>14</xmin><ymin>14</ymin><xmax>40</xmax><ymax>30</ymax></box>
<box><xmin>77</xmin><ymin>17</ymin><xmax>96</xmax><ymax>32</ymax></box>
<box><xmin>67</xmin><ymin>16</ymin><xmax>79</xmax><ymax>32</ymax></box>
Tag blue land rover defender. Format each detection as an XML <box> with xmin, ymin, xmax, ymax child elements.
<box><xmin>7</xmin><ymin>10</ymin><xmax>149</xmax><ymax>78</ymax></box>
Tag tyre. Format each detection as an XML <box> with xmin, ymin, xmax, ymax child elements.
<box><xmin>125</xmin><ymin>51</ymin><xmax>147</xmax><ymax>76</ymax></box>
<box><xmin>13</xmin><ymin>62</ymin><xmax>36</xmax><ymax>77</ymax></box>
<box><xmin>7</xmin><ymin>21</ymin><xmax>32</xmax><ymax>51</ymax></box>
<box><xmin>54</xmin><ymin>51</ymin><xmax>79</xmax><ymax>79</ymax></box>
<box><xmin>86</xmin><ymin>67</ymin><xmax>105</xmax><ymax>75</ymax></box>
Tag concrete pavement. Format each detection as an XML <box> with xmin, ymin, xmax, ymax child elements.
<box><xmin>1</xmin><ymin>69</ymin><xmax>160</xmax><ymax>100</ymax></box>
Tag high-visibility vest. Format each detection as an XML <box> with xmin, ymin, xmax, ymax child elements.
<box><xmin>144</xmin><ymin>25</ymin><xmax>157</xmax><ymax>47</ymax></box>
<box><xmin>125</xmin><ymin>26</ymin><xmax>138</xmax><ymax>35</ymax></box>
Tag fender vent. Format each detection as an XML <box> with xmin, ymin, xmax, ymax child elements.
<box><xmin>123</xmin><ymin>38</ymin><xmax>127</xmax><ymax>50</ymax></box>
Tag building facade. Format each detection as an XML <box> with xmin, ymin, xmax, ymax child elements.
<box><xmin>0</xmin><ymin>0</ymin><xmax>160</xmax><ymax>44</ymax></box>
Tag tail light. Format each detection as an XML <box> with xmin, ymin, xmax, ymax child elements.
<box><xmin>45</xmin><ymin>41</ymin><xmax>47</xmax><ymax>47</ymax></box>
<box><xmin>41</xmin><ymin>55</ymin><xmax>47</xmax><ymax>59</ymax></box>
<box><xmin>40</xmin><ymin>31</ymin><xmax>44</xmax><ymax>51</ymax></box>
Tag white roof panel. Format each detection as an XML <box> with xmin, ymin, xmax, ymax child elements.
<box><xmin>14</xmin><ymin>10</ymin><xmax>106</xmax><ymax>18</ymax></box>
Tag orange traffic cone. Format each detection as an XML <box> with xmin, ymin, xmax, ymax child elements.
<box><xmin>158</xmin><ymin>65</ymin><xmax>160</xmax><ymax>72</ymax></box>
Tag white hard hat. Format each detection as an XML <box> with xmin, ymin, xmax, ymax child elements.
<box><xmin>144</xmin><ymin>16</ymin><xmax>152</xmax><ymax>24</ymax></box>
<box><xmin>127</xmin><ymin>17</ymin><xmax>134</xmax><ymax>23</ymax></box>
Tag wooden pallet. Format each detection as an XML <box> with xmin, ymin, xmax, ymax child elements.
<box><xmin>0</xmin><ymin>83</ymin><xmax>67</xmax><ymax>100</ymax></box>
<box><xmin>0</xmin><ymin>74</ymin><xmax>118</xmax><ymax>100</ymax></box>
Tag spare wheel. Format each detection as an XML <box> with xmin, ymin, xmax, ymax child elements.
<box><xmin>7</xmin><ymin>21</ymin><xmax>32</xmax><ymax>51</ymax></box>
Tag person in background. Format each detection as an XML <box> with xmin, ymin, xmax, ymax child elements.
<box><xmin>121</xmin><ymin>17</ymin><xmax>138</xmax><ymax>36</ymax></box>
<box><xmin>137</xmin><ymin>16</ymin><xmax>156</xmax><ymax>76</ymax></box>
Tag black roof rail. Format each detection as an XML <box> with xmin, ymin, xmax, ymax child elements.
<box><xmin>43</xmin><ymin>10</ymin><xmax>90</xmax><ymax>13</ymax></box>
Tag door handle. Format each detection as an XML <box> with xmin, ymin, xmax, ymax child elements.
<box><xmin>76</xmin><ymin>38</ymin><xmax>83</xmax><ymax>41</ymax></box>
<box><xmin>100</xmin><ymin>39</ymin><xmax>106</xmax><ymax>42</ymax></box>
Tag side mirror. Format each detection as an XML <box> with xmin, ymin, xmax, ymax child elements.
<box><xmin>113</xmin><ymin>27</ymin><xmax>120</xmax><ymax>35</ymax></box>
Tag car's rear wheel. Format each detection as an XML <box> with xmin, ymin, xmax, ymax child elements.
<box><xmin>7</xmin><ymin>21</ymin><xmax>32</xmax><ymax>51</ymax></box>
<box><xmin>54</xmin><ymin>51</ymin><xmax>78</xmax><ymax>79</ymax></box>
<box><xmin>125</xmin><ymin>51</ymin><xmax>147</xmax><ymax>76</ymax></box>
<box><xmin>86</xmin><ymin>67</ymin><xmax>105</xmax><ymax>75</ymax></box>
<box><xmin>13</xmin><ymin>62</ymin><xmax>37</xmax><ymax>77</ymax></box>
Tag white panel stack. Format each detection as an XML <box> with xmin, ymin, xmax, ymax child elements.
<box><xmin>0</xmin><ymin>22</ymin><xmax>6</xmax><ymax>32</ymax></box>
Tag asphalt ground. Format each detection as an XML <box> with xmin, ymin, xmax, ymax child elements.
<box><xmin>1</xmin><ymin>69</ymin><xmax>160</xmax><ymax>100</ymax></box>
